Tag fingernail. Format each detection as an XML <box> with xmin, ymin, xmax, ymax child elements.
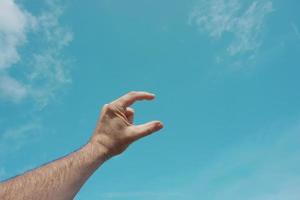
<box><xmin>157</xmin><ymin>122</ymin><xmax>164</xmax><ymax>128</ymax></box>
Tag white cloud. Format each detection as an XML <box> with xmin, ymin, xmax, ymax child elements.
<box><xmin>189</xmin><ymin>0</ymin><xmax>273</xmax><ymax>56</ymax></box>
<box><xmin>0</xmin><ymin>1</ymin><xmax>73</xmax><ymax>177</ymax></box>
<box><xmin>0</xmin><ymin>0</ymin><xmax>36</xmax><ymax>101</ymax></box>
<box><xmin>0</xmin><ymin>0</ymin><xmax>36</xmax><ymax>69</ymax></box>
<box><xmin>0</xmin><ymin>73</ymin><xmax>27</xmax><ymax>102</ymax></box>
<box><xmin>0</xmin><ymin>0</ymin><xmax>72</xmax><ymax>106</ymax></box>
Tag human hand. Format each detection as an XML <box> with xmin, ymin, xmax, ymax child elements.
<box><xmin>89</xmin><ymin>91</ymin><xmax>163</xmax><ymax>159</ymax></box>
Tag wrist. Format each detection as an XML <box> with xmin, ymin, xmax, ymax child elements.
<box><xmin>81</xmin><ymin>140</ymin><xmax>111</xmax><ymax>167</ymax></box>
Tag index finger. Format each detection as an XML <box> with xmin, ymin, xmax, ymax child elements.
<box><xmin>112</xmin><ymin>91</ymin><xmax>155</xmax><ymax>108</ymax></box>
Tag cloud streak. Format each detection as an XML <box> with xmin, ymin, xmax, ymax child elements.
<box><xmin>0</xmin><ymin>73</ymin><xmax>28</xmax><ymax>102</ymax></box>
<box><xmin>0</xmin><ymin>0</ymin><xmax>73</xmax><ymax>106</ymax></box>
<box><xmin>292</xmin><ymin>23</ymin><xmax>300</xmax><ymax>40</ymax></box>
<box><xmin>0</xmin><ymin>122</ymin><xmax>42</xmax><ymax>180</ymax></box>
<box><xmin>189</xmin><ymin>0</ymin><xmax>273</xmax><ymax>57</ymax></box>
<box><xmin>0</xmin><ymin>122</ymin><xmax>41</xmax><ymax>156</ymax></box>
<box><xmin>26</xmin><ymin>1</ymin><xmax>73</xmax><ymax>107</ymax></box>
<box><xmin>185</xmin><ymin>120</ymin><xmax>300</xmax><ymax>200</ymax></box>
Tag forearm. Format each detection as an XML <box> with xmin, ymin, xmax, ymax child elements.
<box><xmin>0</xmin><ymin>142</ymin><xmax>108</xmax><ymax>200</ymax></box>
<box><xmin>0</xmin><ymin>91</ymin><xmax>163</xmax><ymax>200</ymax></box>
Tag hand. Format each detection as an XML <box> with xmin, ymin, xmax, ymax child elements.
<box><xmin>89</xmin><ymin>91</ymin><xmax>163</xmax><ymax>159</ymax></box>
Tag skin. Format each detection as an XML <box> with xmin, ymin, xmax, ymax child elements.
<box><xmin>0</xmin><ymin>91</ymin><xmax>163</xmax><ymax>200</ymax></box>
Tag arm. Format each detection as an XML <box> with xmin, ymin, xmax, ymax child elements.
<box><xmin>0</xmin><ymin>91</ymin><xmax>163</xmax><ymax>200</ymax></box>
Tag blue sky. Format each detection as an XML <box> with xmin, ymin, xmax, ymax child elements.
<box><xmin>1</xmin><ymin>0</ymin><xmax>300</xmax><ymax>199</ymax></box>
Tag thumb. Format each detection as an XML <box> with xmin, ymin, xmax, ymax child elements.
<box><xmin>131</xmin><ymin>121</ymin><xmax>163</xmax><ymax>140</ymax></box>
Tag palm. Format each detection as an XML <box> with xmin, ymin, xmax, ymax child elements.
<box><xmin>93</xmin><ymin>91</ymin><xmax>163</xmax><ymax>157</ymax></box>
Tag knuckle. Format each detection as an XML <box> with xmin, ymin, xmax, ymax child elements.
<box><xmin>127</xmin><ymin>107</ymin><xmax>134</xmax><ymax>112</ymax></box>
<box><xmin>106</xmin><ymin>104</ymin><xmax>114</xmax><ymax>110</ymax></box>
<box><xmin>128</xmin><ymin>91</ymin><xmax>137</xmax><ymax>96</ymax></box>
<box><xmin>102</xmin><ymin>104</ymin><xmax>108</xmax><ymax>110</ymax></box>
<box><xmin>102</xmin><ymin>103</ymin><xmax>113</xmax><ymax>111</ymax></box>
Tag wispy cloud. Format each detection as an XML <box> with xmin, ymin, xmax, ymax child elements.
<box><xmin>291</xmin><ymin>23</ymin><xmax>300</xmax><ymax>40</ymax></box>
<box><xmin>185</xmin><ymin>120</ymin><xmax>300</xmax><ymax>200</ymax></box>
<box><xmin>0</xmin><ymin>122</ymin><xmax>42</xmax><ymax>180</ymax></box>
<box><xmin>26</xmin><ymin>1</ymin><xmax>73</xmax><ymax>107</ymax></box>
<box><xmin>0</xmin><ymin>73</ymin><xmax>28</xmax><ymax>102</ymax></box>
<box><xmin>189</xmin><ymin>0</ymin><xmax>273</xmax><ymax>61</ymax></box>
<box><xmin>0</xmin><ymin>122</ymin><xmax>41</xmax><ymax>156</ymax></box>
<box><xmin>0</xmin><ymin>1</ymin><xmax>73</xmax><ymax>177</ymax></box>
<box><xmin>0</xmin><ymin>0</ymin><xmax>72</xmax><ymax>107</ymax></box>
